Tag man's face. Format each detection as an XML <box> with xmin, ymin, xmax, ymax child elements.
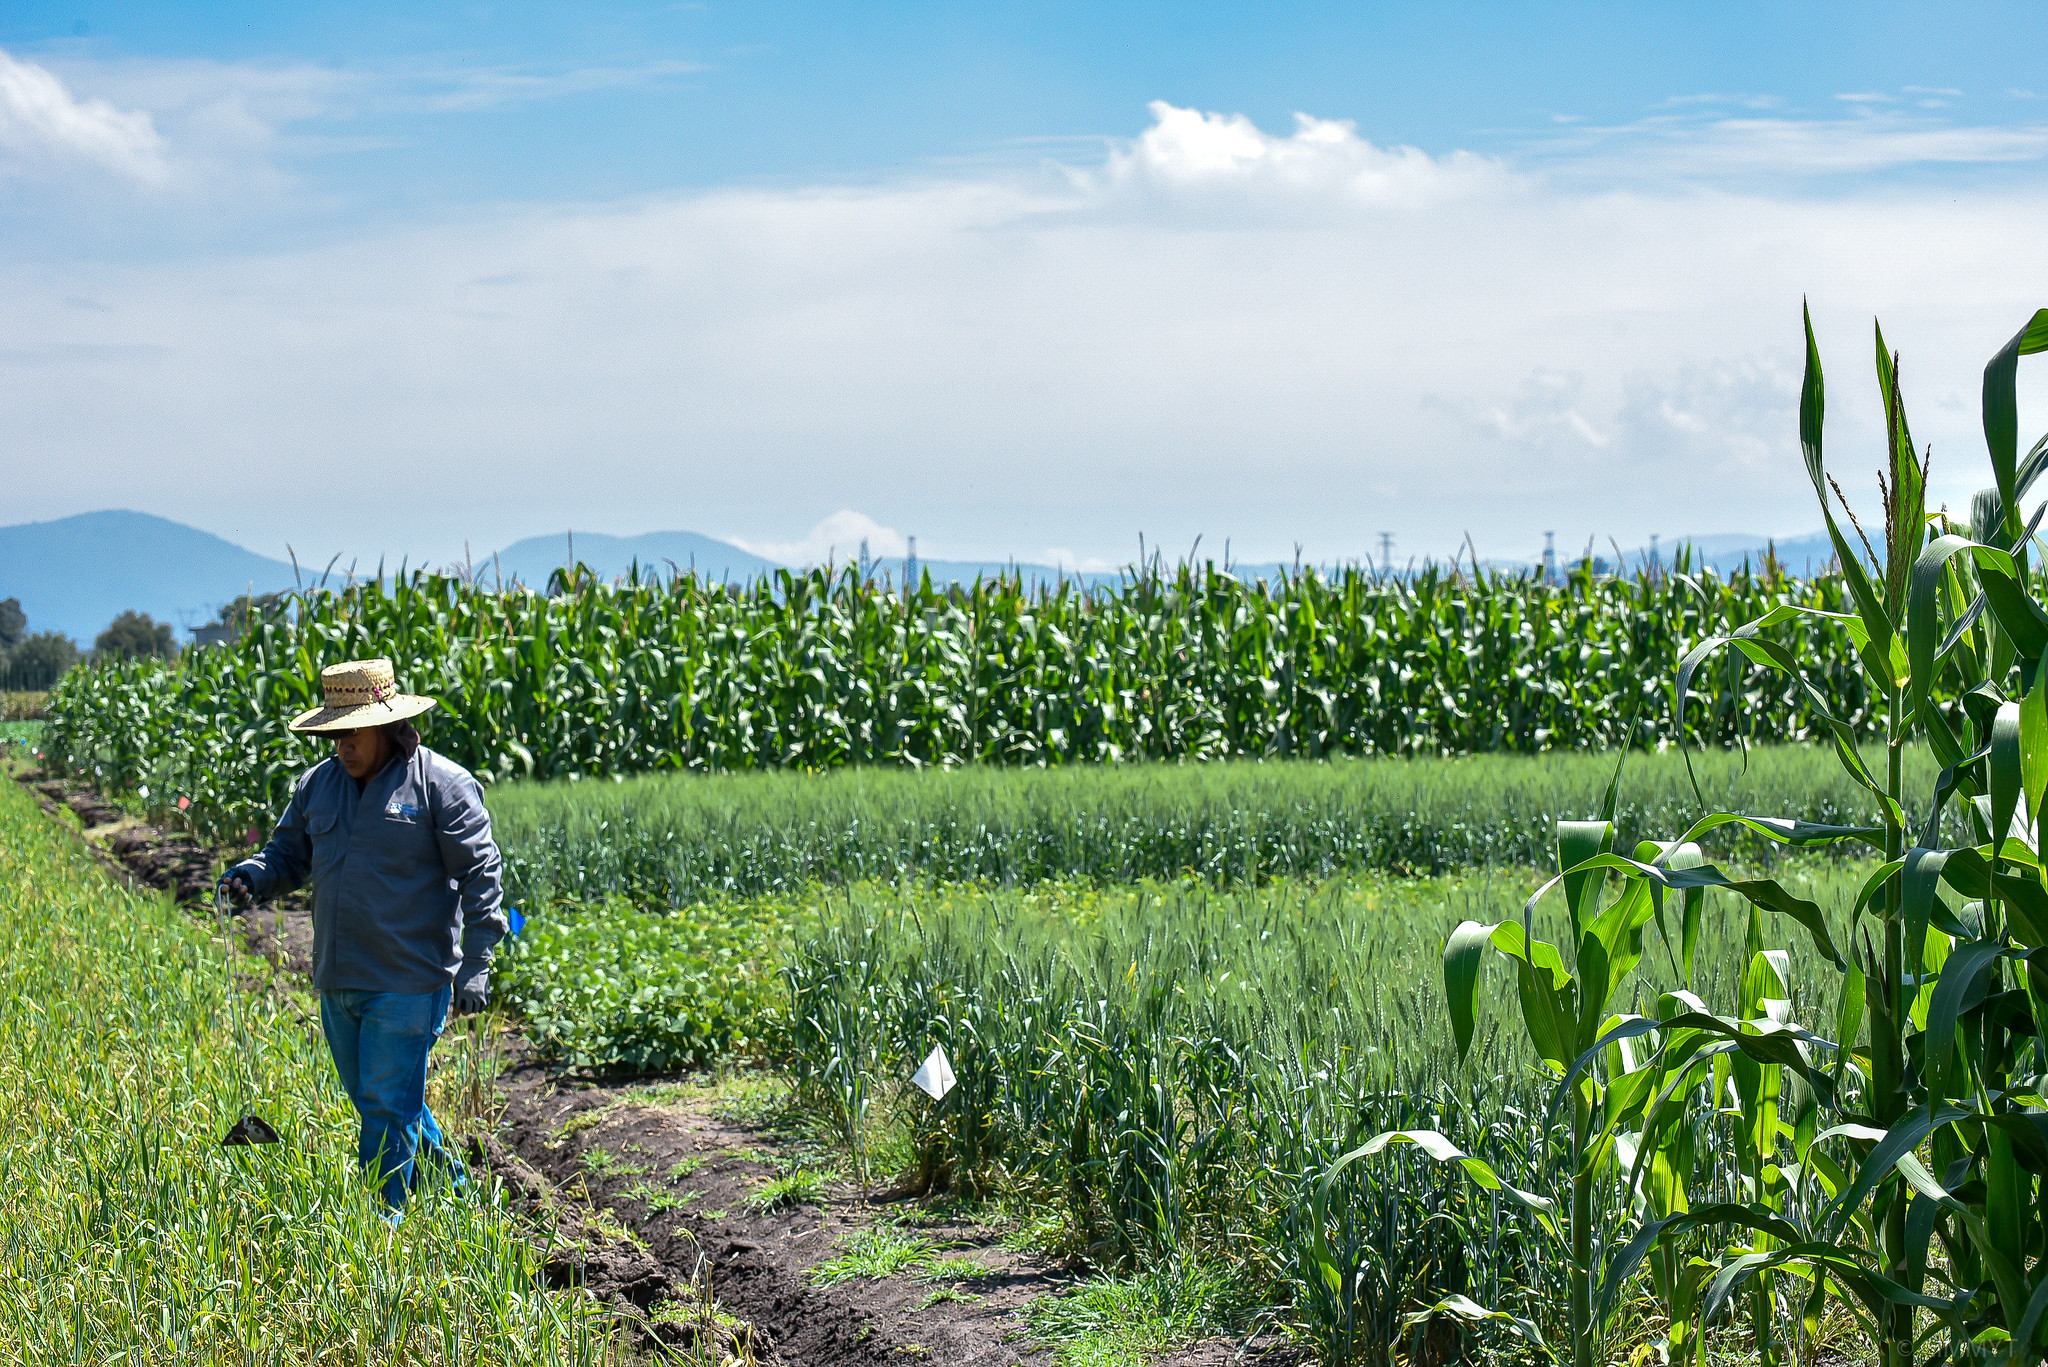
<box><xmin>332</xmin><ymin>726</ymin><xmax>390</xmax><ymax>780</ymax></box>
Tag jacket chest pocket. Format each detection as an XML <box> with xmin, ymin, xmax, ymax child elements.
<box><xmin>307</xmin><ymin>809</ymin><xmax>346</xmax><ymax>882</ymax></box>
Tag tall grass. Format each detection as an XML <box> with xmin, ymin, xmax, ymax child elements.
<box><xmin>768</xmin><ymin>862</ymin><xmax>1867</xmax><ymax>1360</ymax></box>
<box><xmin>44</xmin><ymin>555</ymin><xmax>1889</xmax><ymax>849</ymax></box>
<box><xmin>487</xmin><ymin>744</ymin><xmax>1926</xmax><ymax>1077</ymax></box>
<box><xmin>0</xmin><ymin>778</ymin><xmax>620</xmax><ymax>1366</ymax></box>
<box><xmin>490</xmin><ymin>744</ymin><xmax>1932</xmax><ymax>906</ymax></box>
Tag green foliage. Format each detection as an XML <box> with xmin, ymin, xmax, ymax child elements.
<box><xmin>743</xmin><ymin>1168</ymin><xmax>829</xmax><ymax>1213</ymax></box>
<box><xmin>917</xmin><ymin>1255</ymin><xmax>993</xmax><ymax>1283</ymax></box>
<box><xmin>4</xmin><ymin>632</ymin><xmax>79</xmax><ymax>691</ymax></box>
<box><xmin>490</xmin><ymin>744</ymin><xmax>1926</xmax><ymax>905</ymax></box>
<box><xmin>491</xmin><ymin>750</ymin><xmax>1918</xmax><ymax>1116</ymax></box>
<box><xmin>44</xmin><ymin>553</ymin><xmax>1902</xmax><ymax>849</ymax></box>
<box><xmin>498</xmin><ymin>894</ymin><xmax>797</xmax><ymax>1071</ymax></box>
<box><xmin>807</xmin><ymin>1226</ymin><xmax>941</xmax><ymax>1284</ymax></box>
<box><xmin>772</xmin><ymin>864</ymin><xmax>1871</xmax><ymax>1361</ymax></box>
<box><xmin>0</xmin><ymin>775</ymin><xmax>619</xmax><ymax>1363</ymax></box>
<box><xmin>1024</xmin><ymin>1261</ymin><xmax>1255</xmax><ymax>1367</ymax></box>
<box><xmin>92</xmin><ymin>609</ymin><xmax>177</xmax><ymax>662</ymax></box>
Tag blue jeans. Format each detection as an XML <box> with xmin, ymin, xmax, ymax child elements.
<box><xmin>320</xmin><ymin>986</ymin><xmax>464</xmax><ymax>1209</ymax></box>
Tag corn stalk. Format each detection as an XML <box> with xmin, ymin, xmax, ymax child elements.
<box><xmin>48</xmin><ymin>544</ymin><xmax>1889</xmax><ymax>851</ymax></box>
<box><xmin>1391</xmin><ymin>305</ymin><xmax>2048</xmax><ymax>1364</ymax></box>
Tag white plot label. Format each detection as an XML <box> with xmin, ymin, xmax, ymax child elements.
<box><xmin>911</xmin><ymin>1044</ymin><xmax>956</xmax><ymax>1101</ymax></box>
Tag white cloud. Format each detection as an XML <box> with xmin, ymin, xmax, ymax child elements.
<box><xmin>0</xmin><ymin>46</ymin><xmax>165</xmax><ymax>183</ymax></box>
<box><xmin>1536</xmin><ymin>110</ymin><xmax>2048</xmax><ymax>179</ymax></box>
<box><xmin>4</xmin><ymin>99</ymin><xmax>2048</xmax><ymax>568</ymax></box>
<box><xmin>729</xmin><ymin>511</ymin><xmax>908</xmax><ymax>568</ymax></box>
<box><xmin>409</xmin><ymin>59</ymin><xmax>706</xmax><ymax>113</ymax></box>
<box><xmin>1041</xmin><ymin>548</ymin><xmax>1117</xmax><ymax>573</ymax></box>
<box><xmin>1439</xmin><ymin>370</ymin><xmax>1614</xmax><ymax>452</ymax></box>
<box><xmin>1101</xmin><ymin>100</ymin><xmax>1511</xmax><ymax>206</ymax></box>
<box><xmin>5</xmin><ymin>51</ymin><xmax>707</xmax><ymax>206</ymax></box>
<box><xmin>45</xmin><ymin>51</ymin><xmax>702</xmax><ymax>124</ymax></box>
<box><xmin>1683</xmin><ymin>115</ymin><xmax>2048</xmax><ymax>171</ymax></box>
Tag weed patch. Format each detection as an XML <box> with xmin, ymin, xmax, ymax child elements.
<box><xmin>580</xmin><ymin>1146</ymin><xmax>650</xmax><ymax>1180</ymax></box>
<box><xmin>743</xmin><ymin>1168</ymin><xmax>829</xmax><ymax>1213</ymax></box>
<box><xmin>1026</xmin><ymin>1262</ymin><xmax>1251</xmax><ymax>1367</ymax></box>
<box><xmin>918</xmin><ymin>1255</ymin><xmax>992</xmax><ymax>1284</ymax></box>
<box><xmin>551</xmin><ymin>1105</ymin><xmax>617</xmax><ymax>1144</ymax></box>
<box><xmin>808</xmin><ymin>1227</ymin><xmax>942</xmax><ymax>1286</ymax></box>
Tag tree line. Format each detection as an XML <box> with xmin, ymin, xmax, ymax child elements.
<box><xmin>1</xmin><ymin>599</ymin><xmax>178</xmax><ymax>692</ymax></box>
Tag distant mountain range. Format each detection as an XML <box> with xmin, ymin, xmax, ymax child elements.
<box><xmin>1577</xmin><ymin>532</ymin><xmax>1840</xmax><ymax>578</ymax></box>
<box><xmin>0</xmin><ymin>511</ymin><xmax>302</xmax><ymax>647</ymax></box>
<box><xmin>488</xmin><ymin>530</ymin><xmax>779</xmax><ymax>588</ymax></box>
<box><xmin>0</xmin><ymin>512</ymin><xmax>1124</xmax><ymax>643</ymax></box>
<box><xmin>488</xmin><ymin>529</ymin><xmax>1126</xmax><ymax>592</ymax></box>
<box><xmin>0</xmin><ymin>510</ymin><xmax>1847</xmax><ymax>646</ymax></box>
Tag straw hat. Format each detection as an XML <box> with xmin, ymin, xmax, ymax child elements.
<box><xmin>288</xmin><ymin>658</ymin><xmax>439</xmax><ymax>734</ymax></box>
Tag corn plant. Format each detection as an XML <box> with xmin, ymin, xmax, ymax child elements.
<box><xmin>45</xmin><ymin>543</ymin><xmax>1902</xmax><ymax>853</ymax></box>
<box><xmin>1356</xmin><ymin>747</ymin><xmax>1855</xmax><ymax>1365</ymax></box>
<box><xmin>1402</xmin><ymin>305</ymin><xmax>2048</xmax><ymax>1366</ymax></box>
<box><xmin>1615</xmin><ymin>307</ymin><xmax>2048</xmax><ymax>1365</ymax></box>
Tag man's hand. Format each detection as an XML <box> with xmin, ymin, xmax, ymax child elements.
<box><xmin>217</xmin><ymin>872</ymin><xmax>253</xmax><ymax>908</ymax></box>
<box><xmin>455</xmin><ymin>971</ymin><xmax>490</xmax><ymax>1015</ymax></box>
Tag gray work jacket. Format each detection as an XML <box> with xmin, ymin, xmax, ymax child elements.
<box><xmin>230</xmin><ymin>746</ymin><xmax>508</xmax><ymax>994</ymax></box>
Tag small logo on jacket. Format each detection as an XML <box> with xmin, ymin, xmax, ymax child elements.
<box><xmin>386</xmin><ymin>799</ymin><xmax>423</xmax><ymax>821</ymax></box>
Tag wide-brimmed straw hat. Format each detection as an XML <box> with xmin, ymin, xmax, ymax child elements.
<box><xmin>288</xmin><ymin>658</ymin><xmax>439</xmax><ymax>734</ymax></box>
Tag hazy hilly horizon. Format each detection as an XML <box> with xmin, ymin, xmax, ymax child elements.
<box><xmin>0</xmin><ymin>509</ymin><xmax>1837</xmax><ymax>646</ymax></box>
<box><xmin>0</xmin><ymin>511</ymin><xmax>1130</xmax><ymax>642</ymax></box>
<box><xmin>0</xmin><ymin>511</ymin><xmax>302</xmax><ymax>648</ymax></box>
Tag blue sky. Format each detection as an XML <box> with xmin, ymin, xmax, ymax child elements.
<box><xmin>5</xmin><ymin>2</ymin><xmax>2048</xmax><ymax>569</ymax></box>
<box><xmin>11</xmin><ymin>3</ymin><xmax>2045</xmax><ymax>214</ymax></box>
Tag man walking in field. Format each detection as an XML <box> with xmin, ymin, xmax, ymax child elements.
<box><xmin>220</xmin><ymin>658</ymin><xmax>507</xmax><ymax>1218</ymax></box>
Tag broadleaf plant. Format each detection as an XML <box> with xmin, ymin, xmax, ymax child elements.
<box><xmin>1412</xmin><ymin>303</ymin><xmax>2048</xmax><ymax>1365</ymax></box>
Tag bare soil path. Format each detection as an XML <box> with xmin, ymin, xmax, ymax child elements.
<box><xmin>499</xmin><ymin>1063</ymin><xmax>1065</xmax><ymax>1365</ymax></box>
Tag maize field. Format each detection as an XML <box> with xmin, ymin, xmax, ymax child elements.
<box><xmin>42</xmin><ymin>552</ymin><xmax>1884</xmax><ymax>851</ymax></box>
<box><xmin>27</xmin><ymin>302</ymin><xmax>2048</xmax><ymax>1365</ymax></box>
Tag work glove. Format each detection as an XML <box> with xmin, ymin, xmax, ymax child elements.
<box><xmin>454</xmin><ymin>970</ymin><xmax>490</xmax><ymax>1015</ymax></box>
